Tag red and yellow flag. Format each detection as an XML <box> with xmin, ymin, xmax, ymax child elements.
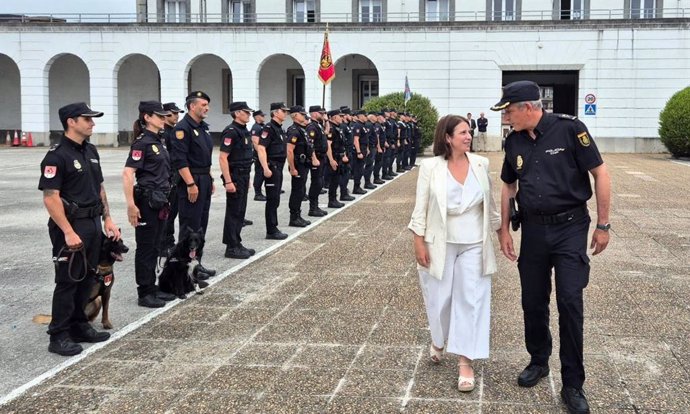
<box><xmin>318</xmin><ymin>31</ymin><xmax>335</xmax><ymax>85</ymax></box>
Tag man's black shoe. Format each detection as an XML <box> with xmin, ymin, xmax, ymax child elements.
<box><xmin>70</xmin><ymin>326</ymin><xmax>110</xmax><ymax>343</ymax></box>
<box><xmin>225</xmin><ymin>246</ymin><xmax>250</xmax><ymax>259</ymax></box>
<box><xmin>364</xmin><ymin>183</ymin><xmax>376</xmax><ymax>189</ymax></box>
<box><xmin>243</xmin><ymin>219</ymin><xmax>253</xmax><ymax>226</ymax></box>
<box><xmin>196</xmin><ymin>264</ymin><xmax>216</xmax><ymax>276</ymax></box>
<box><xmin>389</xmin><ymin>171</ymin><xmax>399</xmax><ymax>176</ymax></box>
<box><xmin>352</xmin><ymin>187</ymin><xmax>367</xmax><ymax>195</ymax></box>
<box><xmin>340</xmin><ymin>194</ymin><xmax>355</xmax><ymax>201</ymax></box>
<box><xmin>397</xmin><ymin>168</ymin><xmax>405</xmax><ymax>173</ymax></box>
<box><xmin>561</xmin><ymin>387</ymin><xmax>590</xmax><ymax>414</ymax></box>
<box><xmin>254</xmin><ymin>193</ymin><xmax>267</xmax><ymax>201</ymax></box>
<box><xmin>404</xmin><ymin>166</ymin><xmax>413</xmax><ymax>170</ymax></box>
<box><xmin>48</xmin><ymin>338</ymin><xmax>83</xmax><ymax>356</ymax></box>
<box><xmin>383</xmin><ymin>175</ymin><xmax>394</xmax><ymax>180</ymax></box>
<box><xmin>138</xmin><ymin>294</ymin><xmax>166</xmax><ymax>308</ymax></box>
<box><xmin>289</xmin><ymin>217</ymin><xmax>311</xmax><ymax>227</ymax></box>
<box><xmin>266</xmin><ymin>231</ymin><xmax>288</xmax><ymax>240</ymax></box>
<box><xmin>373</xmin><ymin>179</ymin><xmax>385</xmax><ymax>184</ymax></box>
<box><xmin>328</xmin><ymin>200</ymin><xmax>344</xmax><ymax>208</ymax></box>
<box><xmin>517</xmin><ymin>364</ymin><xmax>550</xmax><ymax>387</ymax></box>
<box><xmin>239</xmin><ymin>244</ymin><xmax>256</xmax><ymax>256</ymax></box>
<box><xmin>155</xmin><ymin>290</ymin><xmax>177</xmax><ymax>301</ymax></box>
<box><xmin>195</xmin><ymin>271</ymin><xmax>210</xmax><ymax>280</ymax></box>
<box><xmin>308</xmin><ymin>208</ymin><xmax>327</xmax><ymax>217</ymax></box>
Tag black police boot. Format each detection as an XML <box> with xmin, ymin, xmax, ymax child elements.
<box><xmin>340</xmin><ymin>190</ymin><xmax>355</xmax><ymax>201</ymax></box>
<box><xmin>196</xmin><ymin>264</ymin><xmax>216</xmax><ymax>276</ymax></box>
<box><xmin>373</xmin><ymin>178</ymin><xmax>385</xmax><ymax>184</ymax></box>
<box><xmin>328</xmin><ymin>198</ymin><xmax>344</xmax><ymax>208</ymax></box>
<box><xmin>70</xmin><ymin>324</ymin><xmax>111</xmax><ymax>343</ymax></box>
<box><xmin>397</xmin><ymin>167</ymin><xmax>405</xmax><ymax>173</ymax></box>
<box><xmin>243</xmin><ymin>219</ymin><xmax>253</xmax><ymax>226</ymax></box>
<box><xmin>308</xmin><ymin>202</ymin><xmax>327</xmax><ymax>217</ymax></box>
<box><xmin>49</xmin><ymin>337</ymin><xmax>83</xmax><ymax>356</ymax></box>
<box><xmin>239</xmin><ymin>244</ymin><xmax>256</xmax><ymax>256</ymax></box>
<box><xmin>364</xmin><ymin>182</ymin><xmax>376</xmax><ymax>189</ymax></box>
<box><xmin>266</xmin><ymin>230</ymin><xmax>288</xmax><ymax>240</ymax></box>
<box><xmin>561</xmin><ymin>387</ymin><xmax>590</xmax><ymax>414</ymax></box>
<box><xmin>138</xmin><ymin>294</ymin><xmax>166</xmax><ymax>308</ymax></box>
<box><xmin>389</xmin><ymin>171</ymin><xmax>399</xmax><ymax>176</ymax></box>
<box><xmin>254</xmin><ymin>193</ymin><xmax>267</xmax><ymax>201</ymax></box>
<box><xmin>289</xmin><ymin>215</ymin><xmax>311</xmax><ymax>227</ymax></box>
<box><xmin>155</xmin><ymin>290</ymin><xmax>177</xmax><ymax>301</ymax></box>
<box><xmin>225</xmin><ymin>246</ymin><xmax>250</xmax><ymax>259</ymax></box>
<box><xmin>517</xmin><ymin>364</ymin><xmax>550</xmax><ymax>387</ymax></box>
<box><xmin>352</xmin><ymin>186</ymin><xmax>367</xmax><ymax>195</ymax></box>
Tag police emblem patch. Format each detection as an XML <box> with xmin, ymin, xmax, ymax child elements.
<box><xmin>577</xmin><ymin>132</ymin><xmax>591</xmax><ymax>147</ymax></box>
<box><xmin>291</xmin><ymin>137</ymin><xmax>298</xmax><ymax>144</ymax></box>
<box><xmin>517</xmin><ymin>155</ymin><xmax>523</xmax><ymax>170</ymax></box>
<box><xmin>175</xmin><ymin>130</ymin><xmax>184</xmax><ymax>139</ymax></box>
<box><xmin>44</xmin><ymin>165</ymin><xmax>57</xmax><ymax>179</ymax></box>
<box><xmin>261</xmin><ymin>131</ymin><xmax>269</xmax><ymax>139</ymax></box>
<box><xmin>309</xmin><ymin>131</ymin><xmax>315</xmax><ymax>137</ymax></box>
<box><xmin>73</xmin><ymin>160</ymin><xmax>82</xmax><ymax>170</ymax></box>
<box><xmin>151</xmin><ymin>145</ymin><xmax>159</xmax><ymax>154</ymax></box>
<box><xmin>131</xmin><ymin>150</ymin><xmax>142</xmax><ymax>161</ymax></box>
<box><xmin>224</xmin><ymin>137</ymin><xmax>232</xmax><ymax>146</ymax></box>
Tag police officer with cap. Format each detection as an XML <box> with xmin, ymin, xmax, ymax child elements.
<box><xmin>286</xmin><ymin>105</ymin><xmax>315</xmax><ymax>227</ymax></box>
<box><xmin>351</xmin><ymin>109</ymin><xmax>369</xmax><ymax>195</ymax></box>
<box><xmin>325</xmin><ymin>109</ymin><xmax>349</xmax><ymax>208</ymax></box>
<box><xmin>123</xmin><ymin>101</ymin><xmax>177</xmax><ymax>308</ymax></box>
<box><xmin>373</xmin><ymin>111</ymin><xmax>388</xmax><ymax>183</ymax></box>
<box><xmin>363</xmin><ymin>111</ymin><xmax>380</xmax><ymax>188</ymax></box>
<box><xmin>338</xmin><ymin>106</ymin><xmax>355</xmax><ymax>201</ymax></box>
<box><xmin>251</xmin><ymin>109</ymin><xmax>267</xmax><ymax>201</ymax></box>
<box><xmin>169</xmin><ymin>91</ymin><xmax>216</xmax><ymax>276</ymax></box>
<box><xmin>494</xmin><ymin>80</ymin><xmax>611</xmax><ymax>414</ymax></box>
<box><xmin>161</xmin><ymin>102</ymin><xmax>184</xmax><ymax>252</ymax></box>
<box><xmin>220</xmin><ymin>101</ymin><xmax>256</xmax><ymax>259</ymax></box>
<box><xmin>306</xmin><ymin>105</ymin><xmax>329</xmax><ymax>217</ymax></box>
<box><xmin>257</xmin><ymin>102</ymin><xmax>289</xmax><ymax>240</ymax></box>
<box><xmin>39</xmin><ymin>102</ymin><xmax>120</xmax><ymax>356</ymax></box>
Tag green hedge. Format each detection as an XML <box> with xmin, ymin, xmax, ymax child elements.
<box><xmin>362</xmin><ymin>92</ymin><xmax>439</xmax><ymax>151</ymax></box>
<box><xmin>659</xmin><ymin>87</ymin><xmax>690</xmax><ymax>158</ymax></box>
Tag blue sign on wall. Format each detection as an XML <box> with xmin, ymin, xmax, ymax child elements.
<box><xmin>584</xmin><ymin>104</ymin><xmax>597</xmax><ymax>116</ymax></box>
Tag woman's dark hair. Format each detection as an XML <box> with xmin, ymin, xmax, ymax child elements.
<box><xmin>130</xmin><ymin>112</ymin><xmax>149</xmax><ymax>143</ymax></box>
<box><xmin>432</xmin><ymin>115</ymin><xmax>470</xmax><ymax>159</ymax></box>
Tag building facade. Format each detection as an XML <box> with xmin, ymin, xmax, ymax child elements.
<box><xmin>1</xmin><ymin>0</ymin><xmax>688</xmax><ymax>151</ymax></box>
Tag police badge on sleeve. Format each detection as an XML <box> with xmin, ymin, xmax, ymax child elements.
<box><xmin>577</xmin><ymin>132</ymin><xmax>591</xmax><ymax>147</ymax></box>
<box><xmin>131</xmin><ymin>150</ymin><xmax>143</xmax><ymax>161</ymax></box>
<box><xmin>44</xmin><ymin>165</ymin><xmax>57</xmax><ymax>179</ymax></box>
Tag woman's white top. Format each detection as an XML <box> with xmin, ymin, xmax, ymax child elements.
<box><xmin>446</xmin><ymin>168</ymin><xmax>484</xmax><ymax>244</ymax></box>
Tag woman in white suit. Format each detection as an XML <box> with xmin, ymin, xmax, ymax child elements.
<box><xmin>408</xmin><ymin>114</ymin><xmax>502</xmax><ymax>392</ymax></box>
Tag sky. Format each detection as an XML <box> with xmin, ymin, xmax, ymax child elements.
<box><xmin>0</xmin><ymin>0</ymin><xmax>135</xmax><ymax>15</ymax></box>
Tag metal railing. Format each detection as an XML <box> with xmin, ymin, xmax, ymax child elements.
<box><xmin>0</xmin><ymin>8</ymin><xmax>687</xmax><ymax>24</ymax></box>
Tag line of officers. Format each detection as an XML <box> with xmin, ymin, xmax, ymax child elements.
<box><xmin>123</xmin><ymin>91</ymin><xmax>421</xmax><ymax>307</ymax></box>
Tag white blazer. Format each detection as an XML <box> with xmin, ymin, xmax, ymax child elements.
<box><xmin>408</xmin><ymin>154</ymin><xmax>501</xmax><ymax>280</ymax></box>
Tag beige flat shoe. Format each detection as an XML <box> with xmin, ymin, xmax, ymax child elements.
<box><xmin>429</xmin><ymin>344</ymin><xmax>443</xmax><ymax>364</ymax></box>
<box><xmin>458</xmin><ymin>362</ymin><xmax>475</xmax><ymax>392</ymax></box>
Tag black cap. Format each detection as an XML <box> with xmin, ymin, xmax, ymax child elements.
<box><xmin>491</xmin><ymin>80</ymin><xmax>541</xmax><ymax>111</ymax></box>
<box><xmin>58</xmin><ymin>102</ymin><xmax>104</xmax><ymax>125</ymax></box>
<box><xmin>270</xmin><ymin>102</ymin><xmax>289</xmax><ymax>111</ymax></box>
<box><xmin>186</xmin><ymin>90</ymin><xmax>211</xmax><ymax>103</ymax></box>
<box><xmin>253</xmin><ymin>110</ymin><xmax>265</xmax><ymax>117</ymax></box>
<box><xmin>390</xmin><ymin>108</ymin><xmax>398</xmax><ymax>113</ymax></box>
<box><xmin>353</xmin><ymin>110</ymin><xmax>365</xmax><ymax>116</ymax></box>
<box><xmin>327</xmin><ymin>109</ymin><xmax>342</xmax><ymax>117</ymax></box>
<box><xmin>339</xmin><ymin>106</ymin><xmax>351</xmax><ymax>115</ymax></box>
<box><xmin>163</xmin><ymin>102</ymin><xmax>184</xmax><ymax>113</ymax></box>
<box><xmin>377</xmin><ymin>111</ymin><xmax>385</xmax><ymax>116</ymax></box>
<box><xmin>289</xmin><ymin>105</ymin><xmax>307</xmax><ymax>115</ymax></box>
<box><xmin>229</xmin><ymin>101</ymin><xmax>254</xmax><ymax>113</ymax></box>
<box><xmin>308</xmin><ymin>105</ymin><xmax>326</xmax><ymax>113</ymax></box>
<box><xmin>138</xmin><ymin>101</ymin><xmax>171</xmax><ymax>116</ymax></box>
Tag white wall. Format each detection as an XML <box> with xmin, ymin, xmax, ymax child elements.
<box><xmin>258</xmin><ymin>54</ymin><xmax>304</xmax><ymax>113</ymax></box>
<box><xmin>331</xmin><ymin>54</ymin><xmax>378</xmax><ymax>109</ymax></box>
<box><xmin>0</xmin><ymin>55</ymin><xmax>21</xmax><ymax>131</ymax></box>
<box><xmin>189</xmin><ymin>54</ymin><xmax>231</xmax><ymax>130</ymax></box>
<box><xmin>117</xmin><ymin>55</ymin><xmax>160</xmax><ymax>132</ymax></box>
<box><xmin>321</xmin><ymin>0</ymin><xmax>354</xmax><ymax>22</ymax></box>
<box><xmin>48</xmin><ymin>54</ymin><xmax>90</xmax><ymax>131</ymax></box>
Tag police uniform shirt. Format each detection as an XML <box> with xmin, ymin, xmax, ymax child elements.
<box><xmin>352</xmin><ymin>122</ymin><xmax>368</xmax><ymax>149</ymax></box>
<box><xmin>327</xmin><ymin>123</ymin><xmax>345</xmax><ymax>155</ymax></box>
<box><xmin>38</xmin><ymin>135</ymin><xmax>103</xmax><ymax>206</ymax></box>
<box><xmin>250</xmin><ymin>122</ymin><xmax>264</xmax><ymax>139</ymax></box>
<box><xmin>162</xmin><ymin>124</ymin><xmax>174</xmax><ymax>151</ymax></box>
<box><xmin>220</xmin><ymin>121</ymin><xmax>253</xmax><ymax>168</ymax></box>
<box><xmin>500</xmin><ymin>112</ymin><xmax>604</xmax><ymax>215</ymax></box>
<box><xmin>169</xmin><ymin>113</ymin><xmax>213</xmax><ymax>171</ymax></box>
<box><xmin>340</xmin><ymin>122</ymin><xmax>353</xmax><ymax>150</ymax></box>
<box><xmin>366</xmin><ymin>121</ymin><xmax>378</xmax><ymax>149</ymax></box>
<box><xmin>306</xmin><ymin>121</ymin><xmax>327</xmax><ymax>155</ymax></box>
<box><xmin>385</xmin><ymin>119</ymin><xmax>397</xmax><ymax>144</ymax></box>
<box><xmin>286</xmin><ymin>124</ymin><xmax>311</xmax><ymax>163</ymax></box>
<box><xmin>259</xmin><ymin>120</ymin><xmax>287</xmax><ymax>161</ymax></box>
<box><xmin>125</xmin><ymin>130</ymin><xmax>171</xmax><ymax>190</ymax></box>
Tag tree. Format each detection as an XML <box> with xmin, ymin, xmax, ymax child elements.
<box><xmin>362</xmin><ymin>92</ymin><xmax>439</xmax><ymax>151</ymax></box>
<box><xmin>659</xmin><ymin>86</ymin><xmax>690</xmax><ymax>158</ymax></box>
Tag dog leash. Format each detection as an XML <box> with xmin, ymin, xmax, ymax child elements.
<box><xmin>53</xmin><ymin>244</ymin><xmax>90</xmax><ymax>283</ymax></box>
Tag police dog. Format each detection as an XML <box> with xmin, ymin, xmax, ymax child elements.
<box><xmin>158</xmin><ymin>227</ymin><xmax>210</xmax><ymax>299</ymax></box>
<box><xmin>85</xmin><ymin>236</ymin><xmax>129</xmax><ymax>329</ymax></box>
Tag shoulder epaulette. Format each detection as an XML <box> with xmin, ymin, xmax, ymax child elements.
<box><xmin>49</xmin><ymin>144</ymin><xmax>60</xmax><ymax>151</ymax></box>
<box><xmin>556</xmin><ymin>113</ymin><xmax>578</xmax><ymax>121</ymax></box>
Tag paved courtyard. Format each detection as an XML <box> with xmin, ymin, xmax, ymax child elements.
<box><xmin>0</xmin><ymin>150</ymin><xmax>688</xmax><ymax>413</ymax></box>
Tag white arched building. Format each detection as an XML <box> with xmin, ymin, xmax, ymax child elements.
<box><xmin>1</xmin><ymin>0</ymin><xmax>689</xmax><ymax>151</ymax></box>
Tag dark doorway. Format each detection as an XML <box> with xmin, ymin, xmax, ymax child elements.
<box><xmin>502</xmin><ymin>70</ymin><xmax>579</xmax><ymax>116</ymax></box>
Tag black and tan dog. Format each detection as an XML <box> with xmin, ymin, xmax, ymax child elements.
<box><xmin>159</xmin><ymin>227</ymin><xmax>210</xmax><ymax>299</ymax></box>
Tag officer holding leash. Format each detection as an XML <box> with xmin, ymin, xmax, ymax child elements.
<box><xmin>123</xmin><ymin>101</ymin><xmax>178</xmax><ymax>309</ymax></box>
<box><xmin>39</xmin><ymin>102</ymin><xmax>120</xmax><ymax>356</ymax></box>
<box><xmin>495</xmin><ymin>81</ymin><xmax>611</xmax><ymax>414</ymax></box>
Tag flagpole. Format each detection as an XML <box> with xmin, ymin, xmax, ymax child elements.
<box><xmin>322</xmin><ymin>23</ymin><xmax>329</xmax><ymax>109</ymax></box>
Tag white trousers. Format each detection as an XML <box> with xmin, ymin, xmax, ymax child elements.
<box><xmin>418</xmin><ymin>242</ymin><xmax>491</xmax><ymax>359</ymax></box>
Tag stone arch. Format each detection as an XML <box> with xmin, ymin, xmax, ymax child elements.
<box><xmin>331</xmin><ymin>54</ymin><xmax>379</xmax><ymax>110</ymax></box>
<box><xmin>45</xmin><ymin>53</ymin><xmax>90</xmax><ymax>132</ymax></box>
<box><xmin>0</xmin><ymin>54</ymin><xmax>21</xmax><ymax>134</ymax></box>
<box><xmin>185</xmin><ymin>54</ymin><xmax>231</xmax><ymax>132</ymax></box>
<box><xmin>115</xmin><ymin>54</ymin><xmax>160</xmax><ymax>142</ymax></box>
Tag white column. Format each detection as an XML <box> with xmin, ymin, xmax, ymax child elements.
<box><xmin>160</xmin><ymin>64</ymin><xmax>187</xmax><ymax>108</ymax></box>
<box><xmin>89</xmin><ymin>57</ymin><xmax>119</xmax><ymax>146</ymax></box>
<box><xmin>18</xmin><ymin>58</ymin><xmax>50</xmax><ymax>146</ymax></box>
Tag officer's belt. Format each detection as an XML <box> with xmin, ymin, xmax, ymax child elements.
<box><xmin>231</xmin><ymin>166</ymin><xmax>252</xmax><ymax>173</ymax></box>
<box><xmin>189</xmin><ymin>167</ymin><xmax>210</xmax><ymax>175</ymax></box>
<box><xmin>268</xmin><ymin>157</ymin><xmax>285</xmax><ymax>162</ymax></box>
<box><xmin>72</xmin><ymin>204</ymin><xmax>103</xmax><ymax>219</ymax></box>
<box><xmin>521</xmin><ymin>205</ymin><xmax>588</xmax><ymax>225</ymax></box>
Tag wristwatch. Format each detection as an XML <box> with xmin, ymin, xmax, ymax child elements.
<box><xmin>596</xmin><ymin>223</ymin><xmax>611</xmax><ymax>231</ymax></box>
<box><xmin>186</xmin><ymin>182</ymin><xmax>196</xmax><ymax>187</ymax></box>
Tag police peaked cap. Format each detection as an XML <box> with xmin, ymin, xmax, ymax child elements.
<box><xmin>491</xmin><ymin>80</ymin><xmax>541</xmax><ymax>111</ymax></box>
<box><xmin>353</xmin><ymin>110</ymin><xmax>365</xmax><ymax>116</ymax></box>
<box><xmin>138</xmin><ymin>101</ymin><xmax>171</xmax><ymax>116</ymax></box>
<box><xmin>339</xmin><ymin>106</ymin><xmax>351</xmax><ymax>114</ymax></box>
<box><xmin>289</xmin><ymin>105</ymin><xmax>307</xmax><ymax>115</ymax></box>
<box><xmin>270</xmin><ymin>102</ymin><xmax>290</xmax><ymax>111</ymax></box>
<box><xmin>253</xmin><ymin>109</ymin><xmax>265</xmax><ymax>117</ymax></box>
<box><xmin>58</xmin><ymin>102</ymin><xmax>104</xmax><ymax>125</ymax></box>
<box><xmin>163</xmin><ymin>102</ymin><xmax>184</xmax><ymax>113</ymax></box>
<box><xmin>186</xmin><ymin>90</ymin><xmax>211</xmax><ymax>103</ymax></box>
<box><xmin>309</xmin><ymin>105</ymin><xmax>326</xmax><ymax>113</ymax></box>
<box><xmin>229</xmin><ymin>101</ymin><xmax>254</xmax><ymax>112</ymax></box>
<box><xmin>327</xmin><ymin>109</ymin><xmax>342</xmax><ymax>117</ymax></box>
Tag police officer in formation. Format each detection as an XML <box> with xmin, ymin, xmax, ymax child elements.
<box><xmin>286</xmin><ymin>105</ymin><xmax>314</xmax><ymax>227</ymax></box>
<box><xmin>382</xmin><ymin>108</ymin><xmax>398</xmax><ymax>180</ymax></box>
<box><xmin>351</xmin><ymin>110</ymin><xmax>370</xmax><ymax>195</ymax></box>
<box><xmin>39</xmin><ymin>102</ymin><xmax>120</xmax><ymax>356</ymax></box>
<box><xmin>122</xmin><ymin>101</ymin><xmax>177</xmax><ymax>308</ymax></box>
<box><xmin>371</xmin><ymin>112</ymin><xmax>386</xmax><ymax>184</ymax></box>
<box><xmin>306</xmin><ymin>105</ymin><xmax>329</xmax><ymax>217</ymax></box>
<box><xmin>337</xmin><ymin>107</ymin><xmax>356</xmax><ymax>202</ymax></box>
<box><xmin>250</xmin><ymin>109</ymin><xmax>267</xmax><ymax>201</ymax></box>
<box><xmin>219</xmin><ymin>101</ymin><xmax>257</xmax><ymax>260</ymax></box>
<box><xmin>363</xmin><ymin>111</ymin><xmax>381</xmax><ymax>187</ymax></box>
<box><xmin>495</xmin><ymin>80</ymin><xmax>611</xmax><ymax>414</ymax></box>
<box><xmin>169</xmin><ymin>91</ymin><xmax>216</xmax><ymax>276</ymax></box>
<box><xmin>324</xmin><ymin>109</ymin><xmax>348</xmax><ymax>208</ymax></box>
<box><xmin>161</xmin><ymin>102</ymin><xmax>184</xmax><ymax>252</ymax></box>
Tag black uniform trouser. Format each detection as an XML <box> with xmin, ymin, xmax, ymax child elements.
<box><xmin>47</xmin><ymin>216</ymin><xmax>102</xmax><ymax>340</ymax></box>
<box><xmin>253</xmin><ymin>158</ymin><xmax>265</xmax><ymax>195</ymax></box>
<box><xmin>339</xmin><ymin>154</ymin><xmax>351</xmax><ymax>194</ymax></box>
<box><xmin>178</xmin><ymin>174</ymin><xmax>212</xmax><ymax>259</ymax></box>
<box><xmin>134</xmin><ymin>196</ymin><xmax>165</xmax><ymax>298</ymax></box>
<box><xmin>393</xmin><ymin>144</ymin><xmax>402</xmax><ymax>170</ymax></box>
<box><xmin>265</xmin><ymin>160</ymin><xmax>284</xmax><ymax>234</ymax></box>
<box><xmin>382</xmin><ymin>146</ymin><xmax>393</xmax><ymax>176</ymax></box>
<box><xmin>401</xmin><ymin>141</ymin><xmax>410</xmax><ymax>168</ymax></box>
<box><xmin>363</xmin><ymin>148</ymin><xmax>376</xmax><ymax>183</ymax></box>
<box><xmin>353</xmin><ymin>152</ymin><xmax>366</xmax><ymax>187</ymax></box>
<box><xmin>410</xmin><ymin>139</ymin><xmax>419</xmax><ymax>167</ymax></box>
<box><xmin>373</xmin><ymin>149</ymin><xmax>383</xmax><ymax>179</ymax></box>
<box><xmin>518</xmin><ymin>214</ymin><xmax>591</xmax><ymax>389</ymax></box>
<box><xmin>327</xmin><ymin>157</ymin><xmax>346</xmax><ymax>200</ymax></box>
<box><xmin>164</xmin><ymin>181</ymin><xmax>178</xmax><ymax>248</ymax></box>
<box><xmin>289</xmin><ymin>163</ymin><xmax>308</xmax><ymax>218</ymax></box>
<box><xmin>309</xmin><ymin>154</ymin><xmax>326</xmax><ymax>206</ymax></box>
<box><xmin>222</xmin><ymin>169</ymin><xmax>250</xmax><ymax>248</ymax></box>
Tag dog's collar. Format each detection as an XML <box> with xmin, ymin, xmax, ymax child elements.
<box><xmin>97</xmin><ymin>264</ymin><xmax>113</xmax><ymax>275</ymax></box>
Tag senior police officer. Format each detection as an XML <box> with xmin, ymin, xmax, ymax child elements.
<box><xmin>39</xmin><ymin>102</ymin><xmax>120</xmax><ymax>356</ymax></box>
<box><xmin>286</xmin><ymin>105</ymin><xmax>315</xmax><ymax>227</ymax></box>
<box><xmin>161</xmin><ymin>102</ymin><xmax>184</xmax><ymax>252</ymax></box>
<box><xmin>251</xmin><ymin>109</ymin><xmax>267</xmax><ymax>201</ymax></box>
<box><xmin>325</xmin><ymin>109</ymin><xmax>348</xmax><ymax>208</ymax></box>
<box><xmin>257</xmin><ymin>102</ymin><xmax>290</xmax><ymax>240</ymax></box>
<box><xmin>123</xmin><ymin>101</ymin><xmax>177</xmax><ymax>308</ymax></box>
<box><xmin>169</xmin><ymin>91</ymin><xmax>216</xmax><ymax>276</ymax></box>
<box><xmin>494</xmin><ymin>80</ymin><xmax>611</xmax><ymax>414</ymax></box>
<box><xmin>306</xmin><ymin>105</ymin><xmax>329</xmax><ymax>217</ymax></box>
<box><xmin>219</xmin><ymin>101</ymin><xmax>256</xmax><ymax>260</ymax></box>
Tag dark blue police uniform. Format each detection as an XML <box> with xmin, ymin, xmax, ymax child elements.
<box><xmin>305</xmin><ymin>114</ymin><xmax>328</xmax><ymax>216</ymax></box>
<box><xmin>363</xmin><ymin>119</ymin><xmax>378</xmax><ymax>187</ymax></box>
<box><xmin>325</xmin><ymin>115</ymin><xmax>347</xmax><ymax>206</ymax></box>
<box><xmin>351</xmin><ymin>119</ymin><xmax>368</xmax><ymax>192</ymax></box>
<box><xmin>251</xmin><ymin>117</ymin><xmax>266</xmax><ymax>198</ymax></box>
<box><xmin>286</xmin><ymin>117</ymin><xmax>312</xmax><ymax>225</ymax></box>
<box><xmin>259</xmin><ymin>118</ymin><xmax>287</xmax><ymax>236</ymax></box>
<box><xmin>162</xmin><ymin>123</ymin><xmax>179</xmax><ymax>248</ymax></box>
